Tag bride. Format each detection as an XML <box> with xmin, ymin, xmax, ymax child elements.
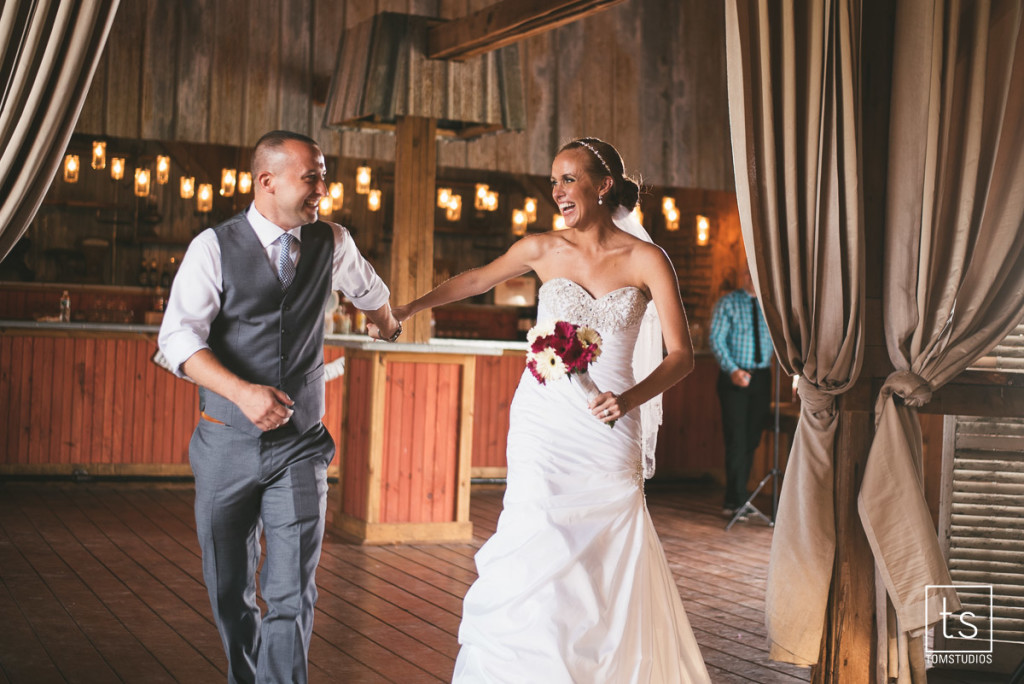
<box><xmin>373</xmin><ymin>137</ymin><xmax>710</xmax><ymax>683</ymax></box>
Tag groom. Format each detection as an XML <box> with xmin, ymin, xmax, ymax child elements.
<box><xmin>158</xmin><ymin>130</ymin><xmax>401</xmax><ymax>682</ymax></box>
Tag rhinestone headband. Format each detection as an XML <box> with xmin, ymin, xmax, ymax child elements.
<box><xmin>576</xmin><ymin>140</ymin><xmax>613</xmax><ymax>176</ymax></box>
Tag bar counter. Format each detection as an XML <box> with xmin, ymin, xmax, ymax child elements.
<box><xmin>1</xmin><ymin>318</ymin><xmax>751</xmax><ymax>542</ymax></box>
<box><xmin>0</xmin><ymin>320</ymin><xmax>734</xmax><ymax>478</ymax></box>
<box><xmin>0</xmin><ymin>319</ymin><xmax>523</xmax><ymax>469</ymax></box>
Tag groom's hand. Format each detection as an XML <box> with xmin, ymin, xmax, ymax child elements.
<box><xmin>364</xmin><ymin>303</ymin><xmax>403</xmax><ymax>342</ymax></box>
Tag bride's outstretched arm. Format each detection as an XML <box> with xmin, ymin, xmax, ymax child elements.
<box><xmin>391</xmin><ymin>235</ymin><xmax>544</xmax><ymax>322</ymax></box>
<box><xmin>367</xmin><ymin>234</ymin><xmax>547</xmax><ymax>339</ymax></box>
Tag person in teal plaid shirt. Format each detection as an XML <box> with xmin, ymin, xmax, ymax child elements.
<box><xmin>709</xmin><ymin>261</ymin><xmax>773</xmax><ymax>517</ymax></box>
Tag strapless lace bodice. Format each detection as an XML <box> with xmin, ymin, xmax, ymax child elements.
<box><xmin>537</xmin><ymin>278</ymin><xmax>649</xmax><ymax>335</ymax></box>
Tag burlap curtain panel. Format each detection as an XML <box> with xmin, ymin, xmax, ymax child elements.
<box><xmin>724</xmin><ymin>0</ymin><xmax>865</xmax><ymax>667</ymax></box>
<box><xmin>0</xmin><ymin>0</ymin><xmax>119</xmax><ymax>261</ymax></box>
<box><xmin>860</xmin><ymin>0</ymin><xmax>1024</xmax><ymax>680</ymax></box>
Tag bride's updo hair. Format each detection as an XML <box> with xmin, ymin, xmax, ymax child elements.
<box><xmin>558</xmin><ymin>137</ymin><xmax>640</xmax><ymax>212</ymax></box>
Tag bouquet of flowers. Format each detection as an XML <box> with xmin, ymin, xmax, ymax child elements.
<box><xmin>526</xmin><ymin>320</ymin><xmax>613</xmax><ymax>426</ymax></box>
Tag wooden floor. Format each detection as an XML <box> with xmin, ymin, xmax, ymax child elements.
<box><xmin>0</xmin><ymin>478</ymin><xmax>992</xmax><ymax>683</ymax></box>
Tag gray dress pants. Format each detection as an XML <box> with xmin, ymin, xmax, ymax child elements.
<box><xmin>190</xmin><ymin>418</ymin><xmax>335</xmax><ymax>684</ymax></box>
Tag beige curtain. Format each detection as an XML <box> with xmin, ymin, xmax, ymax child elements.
<box><xmin>0</xmin><ymin>0</ymin><xmax>119</xmax><ymax>261</ymax></box>
<box><xmin>860</xmin><ymin>0</ymin><xmax>1024</xmax><ymax>680</ymax></box>
<box><xmin>725</xmin><ymin>0</ymin><xmax>864</xmax><ymax>667</ymax></box>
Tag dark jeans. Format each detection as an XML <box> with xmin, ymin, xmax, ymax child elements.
<box><xmin>717</xmin><ymin>368</ymin><xmax>772</xmax><ymax>509</ymax></box>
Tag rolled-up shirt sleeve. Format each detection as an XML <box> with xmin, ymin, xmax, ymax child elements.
<box><xmin>157</xmin><ymin>229</ymin><xmax>222</xmax><ymax>377</ymax></box>
<box><xmin>329</xmin><ymin>222</ymin><xmax>390</xmax><ymax>310</ymax></box>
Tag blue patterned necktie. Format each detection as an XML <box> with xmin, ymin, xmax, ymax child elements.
<box><xmin>277</xmin><ymin>233</ymin><xmax>295</xmax><ymax>289</ymax></box>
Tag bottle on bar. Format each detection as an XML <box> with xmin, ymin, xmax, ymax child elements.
<box><xmin>59</xmin><ymin>290</ymin><xmax>71</xmax><ymax>322</ymax></box>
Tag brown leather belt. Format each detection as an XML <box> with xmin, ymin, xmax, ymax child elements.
<box><xmin>200</xmin><ymin>411</ymin><xmax>225</xmax><ymax>425</ymax></box>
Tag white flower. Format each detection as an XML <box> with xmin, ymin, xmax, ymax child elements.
<box><xmin>527</xmin><ymin>320</ymin><xmax>556</xmax><ymax>344</ymax></box>
<box><xmin>531</xmin><ymin>347</ymin><xmax>566</xmax><ymax>382</ymax></box>
<box><xmin>576</xmin><ymin>326</ymin><xmax>602</xmax><ymax>348</ymax></box>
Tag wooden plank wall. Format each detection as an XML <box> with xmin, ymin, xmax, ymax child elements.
<box><xmin>0</xmin><ymin>333</ymin><xmax>195</xmax><ymax>471</ymax></box>
<box><xmin>74</xmin><ymin>0</ymin><xmax>732</xmax><ymax>191</ymax></box>
<box><xmin>341</xmin><ymin>355</ymin><xmax>374</xmax><ymax>519</ymax></box>
<box><xmin>470</xmin><ymin>353</ymin><xmax>524</xmax><ymax>472</ymax></box>
<box><xmin>379</xmin><ymin>362</ymin><xmax>463</xmax><ymax>523</ymax></box>
<box><xmin>0</xmin><ymin>333</ymin><xmax>346</xmax><ymax>475</ymax></box>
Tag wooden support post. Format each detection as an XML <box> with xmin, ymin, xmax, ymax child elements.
<box><xmin>812</xmin><ymin>401</ymin><xmax>878</xmax><ymax>683</ymax></box>
<box><xmin>390</xmin><ymin>115</ymin><xmax>437</xmax><ymax>343</ymax></box>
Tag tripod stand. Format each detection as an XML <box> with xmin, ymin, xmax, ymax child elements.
<box><xmin>726</xmin><ymin>357</ymin><xmax>783</xmax><ymax>531</ymax></box>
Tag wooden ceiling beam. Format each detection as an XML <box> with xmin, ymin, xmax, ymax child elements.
<box><xmin>427</xmin><ymin>0</ymin><xmax>626</xmax><ymax>61</ymax></box>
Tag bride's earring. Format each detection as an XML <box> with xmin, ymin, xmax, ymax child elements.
<box><xmin>598</xmin><ymin>195</ymin><xmax>604</xmax><ymax>205</ymax></box>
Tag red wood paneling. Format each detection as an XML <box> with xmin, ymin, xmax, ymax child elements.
<box><xmin>322</xmin><ymin>347</ymin><xmax>345</xmax><ymax>463</ymax></box>
<box><xmin>0</xmin><ymin>333</ymin><xmax>347</xmax><ymax>475</ymax></box>
<box><xmin>470</xmin><ymin>354</ymin><xmax>524</xmax><ymax>470</ymax></box>
<box><xmin>378</xmin><ymin>360</ymin><xmax>463</xmax><ymax>524</ymax></box>
<box><xmin>437</xmin><ymin>364</ymin><xmax>460</xmax><ymax>519</ymax></box>
<box><xmin>0</xmin><ymin>333</ymin><xmax>196</xmax><ymax>469</ymax></box>
<box><xmin>342</xmin><ymin>356</ymin><xmax>372</xmax><ymax>519</ymax></box>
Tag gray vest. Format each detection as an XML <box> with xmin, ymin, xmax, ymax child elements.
<box><xmin>199</xmin><ymin>213</ymin><xmax>333</xmax><ymax>437</ymax></box>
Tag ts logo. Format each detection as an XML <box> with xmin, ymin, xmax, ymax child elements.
<box><xmin>925</xmin><ymin>585</ymin><xmax>993</xmax><ymax>654</ymax></box>
<box><xmin>940</xmin><ymin>597</ymin><xmax>979</xmax><ymax>639</ymax></box>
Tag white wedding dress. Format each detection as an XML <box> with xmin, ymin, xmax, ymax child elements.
<box><xmin>453</xmin><ymin>278</ymin><xmax>710</xmax><ymax>683</ymax></box>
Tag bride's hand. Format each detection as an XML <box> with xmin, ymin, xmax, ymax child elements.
<box><xmin>590</xmin><ymin>391</ymin><xmax>629</xmax><ymax>423</ymax></box>
<box><xmin>392</xmin><ymin>304</ymin><xmax>410</xmax><ymax>321</ymax></box>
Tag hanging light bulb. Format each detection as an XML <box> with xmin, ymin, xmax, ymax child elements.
<box><xmin>512</xmin><ymin>209</ymin><xmax>527</xmax><ymax>236</ymax></box>
<box><xmin>156</xmin><ymin>155</ymin><xmax>170</xmax><ymax>184</ymax></box>
<box><xmin>474</xmin><ymin>183</ymin><xmax>489</xmax><ymax>210</ymax></box>
<box><xmin>237</xmin><ymin>171</ymin><xmax>252</xmax><ymax>194</ymax></box>
<box><xmin>553</xmin><ymin>215</ymin><xmax>566</xmax><ymax>231</ymax></box>
<box><xmin>665</xmin><ymin>207</ymin><xmax>680</xmax><ymax>231</ymax></box>
<box><xmin>437</xmin><ymin>187</ymin><xmax>452</xmax><ymax>208</ymax></box>
<box><xmin>180</xmin><ymin>176</ymin><xmax>195</xmax><ymax>199</ymax></box>
<box><xmin>220</xmin><ymin>168</ymin><xmax>236</xmax><ymax>197</ymax></box>
<box><xmin>134</xmin><ymin>168</ymin><xmax>151</xmax><ymax>196</ymax></box>
<box><xmin>662</xmin><ymin>197</ymin><xmax>679</xmax><ymax>231</ymax></box>
<box><xmin>524</xmin><ymin>197</ymin><xmax>537</xmax><ymax>223</ymax></box>
<box><xmin>445</xmin><ymin>194</ymin><xmax>462</xmax><ymax>221</ymax></box>
<box><xmin>485</xmin><ymin>190</ymin><xmax>498</xmax><ymax>211</ymax></box>
<box><xmin>367</xmin><ymin>188</ymin><xmax>381</xmax><ymax>211</ymax></box>
<box><xmin>63</xmin><ymin>155</ymin><xmax>80</xmax><ymax>183</ymax></box>
<box><xmin>696</xmin><ymin>214</ymin><xmax>710</xmax><ymax>246</ymax></box>
<box><xmin>197</xmin><ymin>183</ymin><xmax>213</xmax><ymax>212</ymax></box>
<box><xmin>110</xmin><ymin>157</ymin><xmax>125</xmax><ymax>180</ymax></box>
<box><xmin>91</xmin><ymin>141</ymin><xmax>106</xmax><ymax>170</ymax></box>
<box><xmin>318</xmin><ymin>195</ymin><xmax>333</xmax><ymax>216</ymax></box>
<box><xmin>356</xmin><ymin>164</ymin><xmax>371</xmax><ymax>194</ymax></box>
<box><xmin>329</xmin><ymin>182</ymin><xmax>344</xmax><ymax>211</ymax></box>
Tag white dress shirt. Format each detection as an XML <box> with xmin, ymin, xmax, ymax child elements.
<box><xmin>158</xmin><ymin>204</ymin><xmax>389</xmax><ymax>376</ymax></box>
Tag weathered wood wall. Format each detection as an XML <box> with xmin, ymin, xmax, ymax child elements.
<box><xmin>74</xmin><ymin>0</ymin><xmax>731</xmax><ymax>190</ymax></box>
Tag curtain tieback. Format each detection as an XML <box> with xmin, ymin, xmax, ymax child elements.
<box><xmin>874</xmin><ymin>370</ymin><xmax>933</xmax><ymax>420</ymax></box>
<box><xmin>796</xmin><ymin>375</ymin><xmax>836</xmax><ymax>416</ymax></box>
